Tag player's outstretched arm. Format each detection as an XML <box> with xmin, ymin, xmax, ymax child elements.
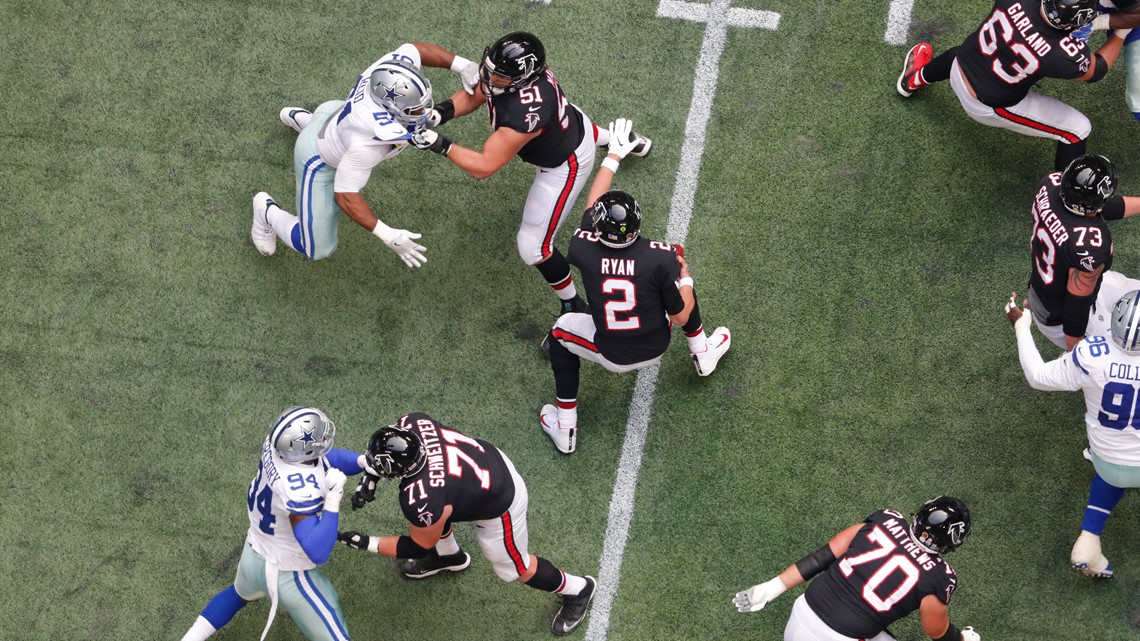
<box><xmin>1081</xmin><ymin>34</ymin><xmax>1128</xmax><ymax>82</ymax></box>
<box><xmin>1007</xmin><ymin>293</ymin><xmax>1083</xmax><ymax>392</ymax></box>
<box><xmin>1119</xmin><ymin>196</ymin><xmax>1140</xmax><ymax>218</ymax></box>
<box><xmin>291</xmin><ymin>469</ymin><xmax>347</xmax><ymax>565</ymax></box>
<box><xmin>413</xmin><ymin>127</ymin><xmax>536</xmax><ymax>180</ymax></box>
<box><xmin>733</xmin><ymin>523</ymin><xmax>861</xmax><ymax>613</ymax></box>
<box><xmin>333</xmin><ymin>191</ymin><xmax>427</xmax><ymax>268</ymax></box>
<box><xmin>583</xmin><ymin>118</ymin><xmax>640</xmax><ymax>209</ymax></box>
<box><xmin>410</xmin><ymin>42</ymin><xmax>478</xmax><ymax>94</ymax></box>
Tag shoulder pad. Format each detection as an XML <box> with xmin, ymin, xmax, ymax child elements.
<box><xmin>372</xmin><ymin>119</ymin><xmax>412</xmax><ymax>143</ymax></box>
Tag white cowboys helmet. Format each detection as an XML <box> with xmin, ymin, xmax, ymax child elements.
<box><xmin>1111</xmin><ymin>291</ymin><xmax>1140</xmax><ymax>354</ymax></box>
<box><xmin>368</xmin><ymin>60</ymin><xmax>433</xmax><ymax>131</ymax></box>
<box><xmin>271</xmin><ymin>406</ymin><xmax>336</xmax><ymax>463</ymax></box>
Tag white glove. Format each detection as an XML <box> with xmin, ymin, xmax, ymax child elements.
<box><xmin>1114</xmin><ymin>28</ymin><xmax>1133</xmax><ymax>39</ymax></box>
<box><xmin>1093</xmin><ymin>14</ymin><xmax>1111</xmax><ymax>31</ymax></box>
<box><xmin>323</xmin><ymin>468</ymin><xmax>347</xmax><ymax>513</ymax></box>
<box><xmin>427</xmin><ymin>109</ymin><xmax>442</xmax><ymax>128</ymax></box>
<box><xmin>733</xmin><ymin>577</ymin><xmax>787</xmax><ymax>613</ymax></box>
<box><xmin>607</xmin><ymin>118</ymin><xmax>639</xmax><ymax>160</ymax></box>
<box><xmin>372</xmin><ymin>221</ymin><xmax>427</xmax><ymax>268</ymax></box>
<box><xmin>960</xmin><ymin>625</ymin><xmax>981</xmax><ymax>641</ymax></box>
<box><xmin>451</xmin><ymin>55</ymin><xmax>480</xmax><ymax>94</ymax></box>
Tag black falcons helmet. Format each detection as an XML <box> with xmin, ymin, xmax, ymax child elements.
<box><xmin>366</xmin><ymin>425</ymin><xmax>426</xmax><ymax>479</ymax></box>
<box><xmin>1061</xmin><ymin>154</ymin><xmax>1117</xmax><ymax>216</ymax></box>
<box><xmin>1042</xmin><ymin>0</ymin><xmax>1098</xmax><ymax>30</ymax></box>
<box><xmin>911</xmin><ymin>496</ymin><xmax>972</xmax><ymax>554</ymax></box>
<box><xmin>480</xmin><ymin>32</ymin><xmax>546</xmax><ymax>97</ymax></box>
<box><xmin>591</xmin><ymin>191</ymin><xmax>642</xmax><ymax>249</ymax></box>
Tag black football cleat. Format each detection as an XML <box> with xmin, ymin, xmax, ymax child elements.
<box><xmin>551</xmin><ymin>576</ymin><xmax>596</xmax><ymax>636</ymax></box>
<box><xmin>399</xmin><ymin>550</ymin><xmax>471</xmax><ymax>580</ymax></box>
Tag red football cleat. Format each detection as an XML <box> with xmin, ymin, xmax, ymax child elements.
<box><xmin>897</xmin><ymin>42</ymin><xmax>933</xmax><ymax>98</ymax></box>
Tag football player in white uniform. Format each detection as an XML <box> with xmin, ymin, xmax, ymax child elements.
<box><xmin>1007</xmin><ymin>291</ymin><xmax>1140</xmax><ymax>577</ymax></box>
<box><xmin>1076</xmin><ymin>3</ymin><xmax>1140</xmax><ymax>120</ymax></box>
<box><xmin>180</xmin><ymin>407</ymin><xmax>368</xmax><ymax>641</ymax></box>
<box><xmin>250</xmin><ymin>42</ymin><xmax>479</xmax><ymax>266</ymax></box>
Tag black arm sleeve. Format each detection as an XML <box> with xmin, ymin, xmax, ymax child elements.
<box><xmin>794</xmin><ymin>544</ymin><xmax>837</xmax><ymax>581</ymax></box>
<box><xmin>1102</xmin><ymin>196</ymin><xmax>1126</xmax><ymax>221</ymax></box>
<box><xmin>1089</xmin><ymin>53</ymin><xmax>1110</xmax><ymax>82</ymax></box>
<box><xmin>1063</xmin><ymin>292</ymin><xmax>1095</xmax><ymax>338</ymax></box>
<box><xmin>434</xmin><ymin>99</ymin><xmax>456</xmax><ymax>126</ymax></box>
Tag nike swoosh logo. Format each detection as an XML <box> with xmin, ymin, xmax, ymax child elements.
<box><xmin>417</xmin><ymin>504</ymin><xmax>428</xmax><ymax>512</ymax></box>
<box><xmin>1076</xmin><ymin>251</ymin><xmax>1090</xmax><ymax>256</ymax></box>
<box><xmin>528</xmin><ymin>106</ymin><xmax>541</xmax><ymax>112</ymax></box>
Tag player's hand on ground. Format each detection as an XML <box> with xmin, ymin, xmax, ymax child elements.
<box><xmin>352</xmin><ymin>472</ymin><xmax>381</xmax><ymax>510</ymax></box>
<box><xmin>387</xmin><ymin>230</ymin><xmax>427</xmax><ymax>268</ymax></box>
<box><xmin>733</xmin><ymin>577</ymin><xmax>786</xmax><ymax>613</ymax></box>
<box><xmin>961</xmin><ymin>626</ymin><xmax>981</xmax><ymax>641</ymax></box>
<box><xmin>607</xmin><ymin>118</ymin><xmax>638</xmax><ymax>159</ymax></box>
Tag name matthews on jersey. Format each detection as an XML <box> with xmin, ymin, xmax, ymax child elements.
<box><xmin>880</xmin><ymin>511</ymin><xmax>939</xmax><ymax>571</ymax></box>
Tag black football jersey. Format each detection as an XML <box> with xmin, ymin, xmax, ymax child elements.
<box><xmin>487</xmin><ymin>66</ymin><xmax>586</xmax><ymax>168</ymax></box>
<box><xmin>1028</xmin><ymin>172</ymin><xmax>1120</xmax><ymax>324</ymax></box>
<box><xmin>567</xmin><ymin>226</ymin><xmax>684</xmax><ymax>365</ymax></box>
<box><xmin>396</xmin><ymin>413</ymin><xmax>514</xmax><ymax>527</ymax></box>
<box><xmin>956</xmin><ymin>0</ymin><xmax>1091</xmax><ymax>108</ymax></box>
<box><xmin>804</xmin><ymin>509</ymin><xmax>959</xmax><ymax>639</ymax></box>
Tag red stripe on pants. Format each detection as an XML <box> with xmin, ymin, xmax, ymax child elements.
<box><xmin>994</xmin><ymin>108</ymin><xmax>1081</xmax><ymax>143</ymax></box>
<box><xmin>541</xmin><ymin>153</ymin><xmax>579</xmax><ymax>259</ymax></box>
<box><xmin>501</xmin><ymin>512</ymin><xmax>528</xmax><ymax>576</ymax></box>
<box><xmin>553</xmin><ymin>328</ymin><xmax>598</xmax><ymax>353</ymax></box>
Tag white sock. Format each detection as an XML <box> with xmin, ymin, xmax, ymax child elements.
<box><xmin>558</xmin><ymin>573</ymin><xmax>588</xmax><ymax>596</ymax></box>
<box><xmin>436</xmin><ymin>531</ymin><xmax>461</xmax><ymax>556</ymax></box>
<box><xmin>556</xmin><ymin>282</ymin><xmax>577</xmax><ymax>301</ymax></box>
<box><xmin>180</xmin><ymin>616</ymin><xmax>217</xmax><ymax>641</ymax></box>
<box><xmin>556</xmin><ymin>399</ymin><xmax>578</xmax><ymax>428</ymax></box>
<box><xmin>685</xmin><ymin>327</ymin><xmax>708</xmax><ymax>354</ymax></box>
<box><xmin>594</xmin><ymin>124</ymin><xmax>611</xmax><ymax>147</ymax></box>
<box><xmin>266</xmin><ymin>205</ymin><xmax>299</xmax><ymax>243</ymax></box>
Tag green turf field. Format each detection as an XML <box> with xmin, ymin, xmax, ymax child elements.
<box><xmin>6</xmin><ymin>0</ymin><xmax>1140</xmax><ymax>639</ymax></box>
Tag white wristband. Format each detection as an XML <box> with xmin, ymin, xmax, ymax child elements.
<box><xmin>1114</xmin><ymin>28</ymin><xmax>1133</xmax><ymax>39</ymax></box>
<box><xmin>1093</xmin><ymin>14</ymin><xmax>1111</xmax><ymax>31</ymax></box>
<box><xmin>676</xmin><ymin>276</ymin><xmax>694</xmax><ymax>289</ymax></box>
<box><xmin>367</xmin><ymin>536</ymin><xmax>380</xmax><ymax>554</ymax></box>
<box><xmin>371</xmin><ymin>220</ymin><xmax>394</xmax><ymax>243</ymax></box>
<box><xmin>450</xmin><ymin>55</ymin><xmax>474</xmax><ymax>73</ymax></box>
<box><xmin>601</xmin><ymin>157</ymin><xmax>620</xmax><ymax>173</ymax></box>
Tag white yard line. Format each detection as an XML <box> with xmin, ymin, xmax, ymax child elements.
<box><xmin>884</xmin><ymin>0</ymin><xmax>917</xmax><ymax>45</ymax></box>
<box><xmin>584</xmin><ymin>3</ymin><xmax>780</xmax><ymax>640</ymax></box>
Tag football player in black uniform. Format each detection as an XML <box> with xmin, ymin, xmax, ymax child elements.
<box><xmin>537</xmin><ymin>119</ymin><xmax>731</xmax><ymax>454</ymax></box>
<box><xmin>1025</xmin><ymin>155</ymin><xmax>1140</xmax><ymax>351</ymax></box>
<box><xmin>337</xmin><ymin>413</ymin><xmax>596</xmax><ymax>636</ymax></box>
<box><xmin>410</xmin><ymin>32</ymin><xmax>651</xmax><ymax>315</ymax></box>
<box><xmin>897</xmin><ymin>0</ymin><xmax>1126</xmax><ymax>171</ymax></box>
<box><xmin>734</xmin><ymin>497</ymin><xmax>978</xmax><ymax>641</ymax></box>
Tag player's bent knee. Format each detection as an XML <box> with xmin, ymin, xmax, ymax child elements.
<box><xmin>491</xmin><ymin>562</ymin><xmax>523</xmax><ymax>582</ymax></box>
<box><xmin>308</xmin><ymin>244</ymin><xmax>337</xmax><ymax>261</ymax></box>
<box><xmin>1072</xmin><ymin>116</ymin><xmax>1091</xmax><ymax>141</ymax></box>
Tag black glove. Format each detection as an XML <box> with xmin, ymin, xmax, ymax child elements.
<box><xmin>338</xmin><ymin>531</ymin><xmax>372</xmax><ymax>551</ymax></box>
<box><xmin>351</xmin><ymin>472</ymin><xmax>380</xmax><ymax>510</ymax></box>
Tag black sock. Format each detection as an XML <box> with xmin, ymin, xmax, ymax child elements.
<box><xmin>681</xmin><ymin>295</ymin><xmax>703</xmax><ymax>336</ymax></box>
<box><xmin>535</xmin><ymin>250</ymin><xmax>573</xmax><ymax>290</ymax></box>
<box><xmin>549</xmin><ymin>335</ymin><xmax>581</xmax><ymax>400</ymax></box>
<box><xmin>1056</xmin><ymin>138</ymin><xmax>1086</xmax><ymax>173</ymax></box>
<box><xmin>523</xmin><ymin>557</ymin><xmax>564</xmax><ymax>592</ymax></box>
<box><xmin>923</xmin><ymin>47</ymin><xmax>957</xmax><ymax>83</ymax></box>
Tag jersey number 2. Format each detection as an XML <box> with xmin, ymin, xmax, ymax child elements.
<box><xmin>838</xmin><ymin>526</ymin><xmax>921</xmax><ymax>612</ymax></box>
<box><xmin>603</xmin><ymin>279</ymin><xmax>641</xmax><ymax>330</ymax></box>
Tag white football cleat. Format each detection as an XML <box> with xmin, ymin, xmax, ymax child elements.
<box><xmin>540</xmin><ymin>404</ymin><xmax>576</xmax><ymax>454</ymax></box>
<box><xmin>693</xmin><ymin>326</ymin><xmax>731</xmax><ymax>376</ymax></box>
<box><xmin>1071</xmin><ymin>530</ymin><xmax>1113</xmax><ymax>578</ymax></box>
<box><xmin>279</xmin><ymin>107</ymin><xmax>312</xmax><ymax>134</ymax></box>
<box><xmin>251</xmin><ymin>192</ymin><xmax>278</xmax><ymax>256</ymax></box>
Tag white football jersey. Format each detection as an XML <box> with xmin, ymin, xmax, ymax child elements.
<box><xmin>317</xmin><ymin>43</ymin><xmax>422</xmax><ymax>192</ymax></box>
<box><xmin>1023</xmin><ymin>335</ymin><xmax>1140</xmax><ymax>466</ymax></box>
<box><xmin>245</xmin><ymin>437</ymin><xmax>337</xmax><ymax>571</ymax></box>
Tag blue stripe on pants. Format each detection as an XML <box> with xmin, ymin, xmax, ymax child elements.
<box><xmin>293</xmin><ymin>570</ymin><xmax>350</xmax><ymax>641</ymax></box>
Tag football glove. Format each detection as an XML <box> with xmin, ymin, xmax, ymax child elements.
<box><xmin>733</xmin><ymin>577</ymin><xmax>787</xmax><ymax>613</ymax></box>
<box><xmin>606</xmin><ymin>118</ymin><xmax>639</xmax><ymax>160</ymax></box>
<box><xmin>351</xmin><ymin>472</ymin><xmax>381</xmax><ymax>511</ymax></box>
<box><xmin>338</xmin><ymin>530</ymin><xmax>380</xmax><ymax>553</ymax></box>
<box><xmin>450</xmin><ymin>55</ymin><xmax>479</xmax><ymax>95</ymax></box>
<box><xmin>961</xmin><ymin>626</ymin><xmax>981</xmax><ymax>641</ymax></box>
<box><xmin>411</xmin><ymin>129</ymin><xmax>452</xmax><ymax>156</ymax></box>
<box><xmin>323</xmin><ymin>469</ymin><xmax>347</xmax><ymax>513</ymax></box>
<box><xmin>372</xmin><ymin>222</ymin><xmax>427</xmax><ymax>268</ymax></box>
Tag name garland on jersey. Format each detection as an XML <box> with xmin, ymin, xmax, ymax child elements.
<box><xmin>1003</xmin><ymin>3</ymin><xmax>1054</xmax><ymax>57</ymax></box>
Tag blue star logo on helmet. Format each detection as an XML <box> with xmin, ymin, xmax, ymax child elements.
<box><xmin>297</xmin><ymin>429</ymin><xmax>315</xmax><ymax>444</ymax></box>
<box><xmin>382</xmin><ymin>83</ymin><xmax>403</xmax><ymax>101</ymax></box>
